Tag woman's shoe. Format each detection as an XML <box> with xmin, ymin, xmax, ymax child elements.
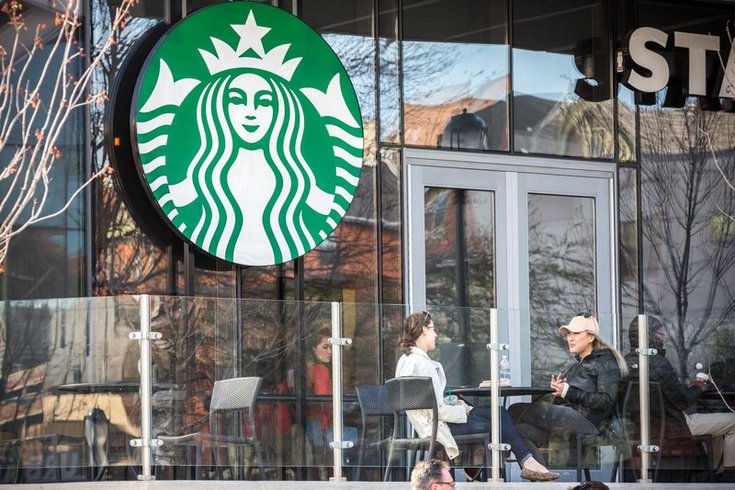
<box><xmin>463</xmin><ymin>467</ymin><xmax>482</xmax><ymax>481</ymax></box>
<box><xmin>520</xmin><ymin>467</ymin><xmax>561</xmax><ymax>482</ymax></box>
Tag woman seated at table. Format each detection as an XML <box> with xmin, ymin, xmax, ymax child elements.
<box><xmin>395</xmin><ymin>311</ymin><xmax>560</xmax><ymax>482</ymax></box>
<box><xmin>509</xmin><ymin>313</ymin><xmax>628</xmax><ymax>466</ymax></box>
<box><xmin>305</xmin><ymin>328</ymin><xmax>358</xmax><ymax>450</ymax></box>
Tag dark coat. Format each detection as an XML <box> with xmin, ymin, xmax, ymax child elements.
<box><xmin>561</xmin><ymin>348</ymin><xmax>622</xmax><ymax>427</ymax></box>
<box><xmin>623</xmin><ymin>349</ymin><xmax>703</xmax><ymax>438</ymax></box>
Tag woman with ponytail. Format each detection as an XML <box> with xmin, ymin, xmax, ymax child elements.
<box><xmin>510</xmin><ymin>313</ymin><xmax>627</xmax><ymax>466</ymax></box>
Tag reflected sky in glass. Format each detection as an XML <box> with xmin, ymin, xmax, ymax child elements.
<box><xmin>513</xmin><ymin>49</ymin><xmax>585</xmax><ymax>100</ymax></box>
<box><xmin>404</xmin><ymin>42</ymin><xmax>509</xmax><ymax>151</ymax></box>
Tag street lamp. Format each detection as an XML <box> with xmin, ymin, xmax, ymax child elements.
<box><xmin>439</xmin><ymin>108</ymin><xmax>488</xmax><ymax>150</ymax></box>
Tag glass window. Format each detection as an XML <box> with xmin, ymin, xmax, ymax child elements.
<box><xmin>0</xmin><ymin>5</ymin><xmax>86</xmax><ymax>299</ymax></box>
<box><xmin>618</xmin><ymin>166</ymin><xmax>638</xmax><ymax>320</ymax></box>
<box><xmin>91</xmin><ymin>1</ymin><xmax>170</xmax><ymax>296</ymax></box>
<box><xmin>424</xmin><ymin>187</ymin><xmax>496</xmax><ymax>387</ymax></box>
<box><xmin>379</xmin><ymin>0</ymin><xmax>400</xmax><ymax>144</ymax></box>
<box><xmin>403</xmin><ymin>0</ymin><xmax>509</xmax><ymax>152</ymax></box>
<box><xmin>634</xmin><ymin>1</ymin><xmax>735</xmax><ymax>379</ymax></box>
<box><xmin>380</xmin><ymin>148</ymin><xmax>403</xmax><ymax>304</ymax></box>
<box><xmin>299</xmin><ymin>1</ymin><xmax>379</xmax><ymax>306</ymax></box>
<box><xmin>512</xmin><ymin>0</ymin><xmax>613</xmax><ymax>158</ymax></box>
<box><xmin>527</xmin><ymin>193</ymin><xmax>596</xmax><ymax>385</ymax></box>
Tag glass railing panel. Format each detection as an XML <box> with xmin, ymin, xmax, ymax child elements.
<box><xmin>8</xmin><ymin>298</ymin><xmax>730</xmax><ymax>486</ymax></box>
<box><xmin>619</xmin><ymin>313</ymin><xmax>734</xmax><ymax>483</ymax></box>
<box><xmin>0</xmin><ymin>296</ymin><xmax>140</xmax><ymax>482</ymax></box>
<box><xmin>149</xmin><ymin>297</ymin><xmax>352</xmax><ymax>480</ymax></box>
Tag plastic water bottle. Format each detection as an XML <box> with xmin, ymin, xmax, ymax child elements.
<box><xmin>499</xmin><ymin>355</ymin><xmax>511</xmax><ymax>386</ymax></box>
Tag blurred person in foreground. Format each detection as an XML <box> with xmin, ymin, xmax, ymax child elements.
<box><xmin>410</xmin><ymin>459</ymin><xmax>455</xmax><ymax>489</ymax></box>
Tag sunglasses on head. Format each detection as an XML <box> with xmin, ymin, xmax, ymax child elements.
<box><xmin>576</xmin><ymin>312</ymin><xmax>593</xmax><ymax>318</ymax></box>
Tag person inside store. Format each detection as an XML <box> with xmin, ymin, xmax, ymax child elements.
<box><xmin>625</xmin><ymin>315</ymin><xmax>735</xmax><ymax>477</ymax></box>
<box><xmin>305</xmin><ymin>327</ymin><xmax>358</xmax><ymax>452</ymax></box>
<box><xmin>509</xmin><ymin>313</ymin><xmax>628</xmax><ymax>467</ymax></box>
<box><xmin>410</xmin><ymin>459</ymin><xmax>455</xmax><ymax>490</ymax></box>
<box><xmin>395</xmin><ymin>311</ymin><xmax>561</xmax><ymax>482</ymax></box>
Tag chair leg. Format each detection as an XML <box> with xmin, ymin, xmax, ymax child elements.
<box><xmin>610</xmin><ymin>449</ymin><xmax>620</xmax><ymax>482</ymax></box>
<box><xmin>355</xmin><ymin>430</ymin><xmax>366</xmax><ymax>481</ymax></box>
<box><xmin>576</xmin><ymin>435</ymin><xmax>583</xmax><ymax>481</ymax></box>
<box><xmin>383</xmin><ymin>445</ymin><xmax>395</xmax><ymax>482</ymax></box>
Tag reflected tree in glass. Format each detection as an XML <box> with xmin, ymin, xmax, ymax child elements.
<box><xmin>527</xmin><ymin>194</ymin><xmax>596</xmax><ymax>386</ymax></box>
<box><xmin>635</xmin><ymin>102</ymin><xmax>735</xmax><ymax>378</ymax></box>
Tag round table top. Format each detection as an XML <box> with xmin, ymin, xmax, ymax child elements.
<box><xmin>55</xmin><ymin>381</ymin><xmax>178</xmax><ymax>394</ymax></box>
<box><xmin>449</xmin><ymin>386</ymin><xmax>553</xmax><ymax>397</ymax></box>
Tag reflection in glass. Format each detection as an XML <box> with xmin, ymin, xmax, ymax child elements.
<box><xmin>305</xmin><ymin>8</ymin><xmax>379</xmax><ymax>305</ymax></box>
<box><xmin>512</xmin><ymin>0</ymin><xmax>612</xmax><ymax>158</ymax></box>
<box><xmin>629</xmin><ymin>1</ymin><xmax>735</xmax><ymax>383</ymax></box>
<box><xmin>402</xmin><ymin>0</ymin><xmax>509</xmax><ymax>151</ymax></box>
<box><xmin>91</xmin><ymin>3</ymin><xmax>169</xmax><ymax>296</ymax></box>
<box><xmin>639</xmin><ymin>103</ymin><xmax>735</xmax><ymax>376</ymax></box>
<box><xmin>0</xmin><ymin>4</ymin><xmax>86</xmax><ymax>299</ymax></box>
<box><xmin>528</xmin><ymin>194</ymin><xmax>596</xmax><ymax>386</ymax></box>
<box><xmin>618</xmin><ymin>166</ymin><xmax>638</xmax><ymax>320</ymax></box>
<box><xmin>380</xmin><ymin>148</ymin><xmax>403</xmax><ymax>304</ymax></box>
<box><xmin>379</xmin><ymin>38</ymin><xmax>400</xmax><ymax>144</ymax></box>
<box><xmin>424</xmin><ymin>188</ymin><xmax>495</xmax><ymax>387</ymax></box>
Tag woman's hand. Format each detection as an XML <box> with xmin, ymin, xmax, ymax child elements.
<box><xmin>550</xmin><ymin>373</ymin><xmax>567</xmax><ymax>397</ymax></box>
<box><xmin>459</xmin><ymin>399</ymin><xmax>473</xmax><ymax>415</ymax></box>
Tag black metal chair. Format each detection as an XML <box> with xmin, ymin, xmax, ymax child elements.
<box><xmin>355</xmin><ymin>384</ymin><xmax>392</xmax><ymax>481</ymax></box>
<box><xmin>157</xmin><ymin>376</ymin><xmax>264</xmax><ymax>480</ymax></box>
<box><xmin>208</xmin><ymin>376</ymin><xmax>264</xmax><ymax>479</ymax></box>
<box><xmin>575</xmin><ymin>410</ymin><xmax>626</xmax><ymax>482</ymax></box>
<box><xmin>618</xmin><ymin>380</ymin><xmax>714</xmax><ymax>482</ymax></box>
<box><xmin>383</xmin><ymin>376</ymin><xmax>438</xmax><ymax>481</ymax></box>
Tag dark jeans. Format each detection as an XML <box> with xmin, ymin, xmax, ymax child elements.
<box><xmin>509</xmin><ymin>401</ymin><xmax>597</xmax><ymax>465</ymax></box>
<box><xmin>447</xmin><ymin>405</ymin><xmax>531</xmax><ymax>465</ymax></box>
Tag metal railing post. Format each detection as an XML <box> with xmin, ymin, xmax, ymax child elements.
<box><xmin>329</xmin><ymin>301</ymin><xmax>353</xmax><ymax>481</ymax></box>
<box><xmin>129</xmin><ymin>294</ymin><xmax>162</xmax><ymax>480</ymax></box>
<box><xmin>486</xmin><ymin>308</ymin><xmax>509</xmax><ymax>482</ymax></box>
<box><xmin>636</xmin><ymin>314</ymin><xmax>658</xmax><ymax>483</ymax></box>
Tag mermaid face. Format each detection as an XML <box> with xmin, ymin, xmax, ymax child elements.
<box><xmin>227</xmin><ymin>73</ymin><xmax>274</xmax><ymax>145</ymax></box>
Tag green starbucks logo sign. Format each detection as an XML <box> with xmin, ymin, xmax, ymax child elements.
<box><xmin>133</xmin><ymin>2</ymin><xmax>363</xmax><ymax>265</ymax></box>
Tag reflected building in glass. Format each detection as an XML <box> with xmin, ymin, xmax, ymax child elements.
<box><xmin>0</xmin><ymin>0</ymin><xmax>734</xmax><ymax>484</ymax></box>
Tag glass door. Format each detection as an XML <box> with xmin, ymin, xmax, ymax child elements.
<box><xmin>406</xmin><ymin>151</ymin><xmax>615</xmax><ymax>385</ymax></box>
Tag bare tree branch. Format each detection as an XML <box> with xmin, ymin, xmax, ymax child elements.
<box><xmin>0</xmin><ymin>0</ymin><xmax>136</xmax><ymax>270</ymax></box>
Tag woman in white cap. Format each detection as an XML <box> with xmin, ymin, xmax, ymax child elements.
<box><xmin>509</xmin><ymin>313</ymin><xmax>628</xmax><ymax>465</ymax></box>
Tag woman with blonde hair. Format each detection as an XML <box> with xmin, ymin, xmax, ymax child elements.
<box><xmin>510</xmin><ymin>313</ymin><xmax>628</xmax><ymax>465</ymax></box>
<box><xmin>395</xmin><ymin>311</ymin><xmax>560</xmax><ymax>482</ymax></box>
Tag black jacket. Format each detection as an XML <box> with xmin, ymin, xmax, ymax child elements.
<box><xmin>561</xmin><ymin>348</ymin><xmax>622</xmax><ymax>427</ymax></box>
<box><xmin>623</xmin><ymin>349</ymin><xmax>702</xmax><ymax>437</ymax></box>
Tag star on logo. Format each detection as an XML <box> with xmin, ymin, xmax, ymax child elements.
<box><xmin>198</xmin><ymin>9</ymin><xmax>301</xmax><ymax>79</ymax></box>
<box><xmin>231</xmin><ymin>10</ymin><xmax>270</xmax><ymax>58</ymax></box>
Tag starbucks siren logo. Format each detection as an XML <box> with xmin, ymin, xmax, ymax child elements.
<box><xmin>133</xmin><ymin>2</ymin><xmax>363</xmax><ymax>265</ymax></box>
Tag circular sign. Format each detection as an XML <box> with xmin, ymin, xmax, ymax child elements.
<box><xmin>133</xmin><ymin>2</ymin><xmax>363</xmax><ymax>266</ymax></box>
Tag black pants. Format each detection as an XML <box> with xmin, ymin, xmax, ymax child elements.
<box><xmin>509</xmin><ymin>400</ymin><xmax>597</xmax><ymax>466</ymax></box>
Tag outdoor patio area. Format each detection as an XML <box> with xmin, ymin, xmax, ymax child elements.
<box><xmin>17</xmin><ymin>481</ymin><xmax>735</xmax><ymax>490</ymax></box>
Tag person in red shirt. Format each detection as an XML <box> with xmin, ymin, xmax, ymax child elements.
<box><xmin>305</xmin><ymin>328</ymin><xmax>358</xmax><ymax>450</ymax></box>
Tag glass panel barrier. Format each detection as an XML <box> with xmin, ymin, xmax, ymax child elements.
<box><xmin>620</xmin><ymin>313</ymin><xmax>735</xmax><ymax>484</ymax></box>
<box><xmin>4</xmin><ymin>299</ymin><xmax>735</xmax><ymax>485</ymax></box>
<box><xmin>0</xmin><ymin>296</ymin><xmax>141</xmax><ymax>482</ymax></box>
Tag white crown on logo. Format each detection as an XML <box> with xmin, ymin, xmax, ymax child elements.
<box><xmin>198</xmin><ymin>10</ymin><xmax>302</xmax><ymax>81</ymax></box>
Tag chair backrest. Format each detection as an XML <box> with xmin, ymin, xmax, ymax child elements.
<box><xmin>356</xmin><ymin>384</ymin><xmax>392</xmax><ymax>418</ymax></box>
<box><xmin>385</xmin><ymin>376</ymin><xmax>438</xmax><ymax>454</ymax></box>
<box><xmin>620</xmin><ymin>380</ymin><xmax>666</xmax><ymax>480</ymax></box>
<box><xmin>209</xmin><ymin>376</ymin><xmax>263</xmax><ymax>437</ymax></box>
<box><xmin>621</xmin><ymin>380</ymin><xmax>666</xmax><ymax>442</ymax></box>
